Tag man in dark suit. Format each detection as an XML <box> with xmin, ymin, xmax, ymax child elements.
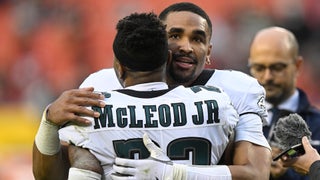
<box><xmin>248</xmin><ymin>26</ymin><xmax>320</xmax><ymax>180</ymax></box>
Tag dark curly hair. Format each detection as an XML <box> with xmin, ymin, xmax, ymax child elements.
<box><xmin>113</xmin><ymin>12</ymin><xmax>168</xmax><ymax>71</ymax></box>
<box><xmin>159</xmin><ymin>2</ymin><xmax>212</xmax><ymax>39</ymax></box>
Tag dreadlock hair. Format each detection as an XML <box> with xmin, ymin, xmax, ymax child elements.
<box><xmin>113</xmin><ymin>12</ymin><xmax>168</xmax><ymax>71</ymax></box>
<box><xmin>159</xmin><ymin>2</ymin><xmax>212</xmax><ymax>38</ymax></box>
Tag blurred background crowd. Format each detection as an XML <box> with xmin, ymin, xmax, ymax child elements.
<box><xmin>0</xmin><ymin>0</ymin><xmax>319</xmax><ymax>179</ymax></box>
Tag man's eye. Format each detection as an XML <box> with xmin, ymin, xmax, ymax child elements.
<box><xmin>271</xmin><ymin>64</ymin><xmax>287</xmax><ymax>72</ymax></box>
<box><xmin>194</xmin><ymin>38</ymin><xmax>202</xmax><ymax>43</ymax></box>
<box><xmin>252</xmin><ymin>66</ymin><xmax>265</xmax><ymax>72</ymax></box>
<box><xmin>169</xmin><ymin>34</ymin><xmax>179</xmax><ymax>39</ymax></box>
<box><xmin>193</xmin><ymin>37</ymin><xmax>204</xmax><ymax>43</ymax></box>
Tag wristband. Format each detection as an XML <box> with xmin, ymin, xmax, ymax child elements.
<box><xmin>35</xmin><ymin>107</ymin><xmax>61</xmax><ymax>155</ymax></box>
<box><xmin>68</xmin><ymin>167</ymin><xmax>102</xmax><ymax>180</ymax></box>
<box><xmin>173</xmin><ymin>164</ymin><xmax>231</xmax><ymax>180</ymax></box>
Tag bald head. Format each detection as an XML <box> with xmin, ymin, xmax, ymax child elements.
<box><xmin>248</xmin><ymin>27</ymin><xmax>303</xmax><ymax>106</ymax></box>
<box><xmin>250</xmin><ymin>27</ymin><xmax>299</xmax><ymax>60</ymax></box>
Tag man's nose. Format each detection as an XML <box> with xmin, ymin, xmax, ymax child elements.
<box><xmin>178</xmin><ymin>38</ymin><xmax>193</xmax><ymax>54</ymax></box>
<box><xmin>262</xmin><ymin>68</ymin><xmax>274</xmax><ymax>81</ymax></box>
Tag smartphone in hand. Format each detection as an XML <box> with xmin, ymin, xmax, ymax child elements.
<box><xmin>273</xmin><ymin>143</ymin><xmax>305</xmax><ymax>161</ymax></box>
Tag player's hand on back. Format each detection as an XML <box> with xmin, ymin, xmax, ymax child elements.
<box><xmin>46</xmin><ymin>87</ymin><xmax>106</xmax><ymax>126</ymax></box>
<box><xmin>111</xmin><ymin>133</ymin><xmax>174</xmax><ymax>180</ymax></box>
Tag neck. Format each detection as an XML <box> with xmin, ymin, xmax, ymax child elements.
<box><xmin>122</xmin><ymin>70</ymin><xmax>166</xmax><ymax>87</ymax></box>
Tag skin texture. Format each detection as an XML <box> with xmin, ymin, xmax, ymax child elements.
<box><xmin>33</xmin><ymin>10</ymin><xmax>271</xmax><ymax>180</ymax></box>
<box><xmin>282</xmin><ymin>136</ymin><xmax>320</xmax><ymax>175</ymax></box>
<box><xmin>228</xmin><ymin>141</ymin><xmax>271</xmax><ymax>180</ymax></box>
<box><xmin>68</xmin><ymin>144</ymin><xmax>103</xmax><ymax>175</ymax></box>
<box><xmin>248</xmin><ymin>27</ymin><xmax>303</xmax><ymax>178</ymax></box>
<box><xmin>33</xmin><ymin>141</ymin><xmax>70</xmax><ymax>180</ymax></box>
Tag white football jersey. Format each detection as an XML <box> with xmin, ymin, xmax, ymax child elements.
<box><xmin>191</xmin><ymin>69</ymin><xmax>269</xmax><ymax>148</ymax></box>
<box><xmin>79</xmin><ymin>68</ymin><xmax>270</xmax><ymax>149</ymax></box>
<box><xmin>59</xmin><ymin>82</ymin><xmax>238</xmax><ymax>179</ymax></box>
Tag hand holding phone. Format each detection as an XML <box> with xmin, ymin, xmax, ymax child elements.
<box><xmin>273</xmin><ymin>143</ymin><xmax>305</xmax><ymax>161</ymax></box>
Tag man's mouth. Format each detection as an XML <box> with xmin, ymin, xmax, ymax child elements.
<box><xmin>174</xmin><ymin>57</ymin><xmax>196</xmax><ymax>69</ymax></box>
<box><xmin>263</xmin><ymin>84</ymin><xmax>279</xmax><ymax>92</ymax></box>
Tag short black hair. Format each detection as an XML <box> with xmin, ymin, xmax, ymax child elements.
<box><xmin>113</xmin><ymin>12</ymin><xmax>168</xmax><ymax>71</ymax></box>
<box><xmin>159</xmin><ymin>2</ymin><xmax>212</xmax><ymax>38</ymax></box>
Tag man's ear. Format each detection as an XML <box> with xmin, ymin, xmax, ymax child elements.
<box><xmin>113</xmin><ymin>58</ymin><xmax>125</xmax><ymax>79</ymax></box>
<box><xmin>206</xmin><ymin>44</ymin><xmax>213</xmax><ymax>65</ymax></box>
<box><xmin>295</xmin><ymin>55</ymin><xmax>303</xmax><ymax>77</ymax></box>
<box><xmin>295</xmin><ymin>55</ymin><xmax>303</xmax><ymax>71</ymax></box>
<box><xmin>206</xmin><ymin>57</ymin><xmax>211</xmax><ymax>65</ymax></box>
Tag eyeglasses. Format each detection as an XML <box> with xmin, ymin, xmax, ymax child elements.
<box><xmin>248</xmin><ymin>62</ymin><xmax>292</xmax><ymax>76</ymax></box>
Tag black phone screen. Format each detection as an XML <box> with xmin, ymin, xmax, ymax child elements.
<box><xmin>273</xmin><ymin>143</ymin><xmax>305</xmax><ymax>161</ymax></box>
